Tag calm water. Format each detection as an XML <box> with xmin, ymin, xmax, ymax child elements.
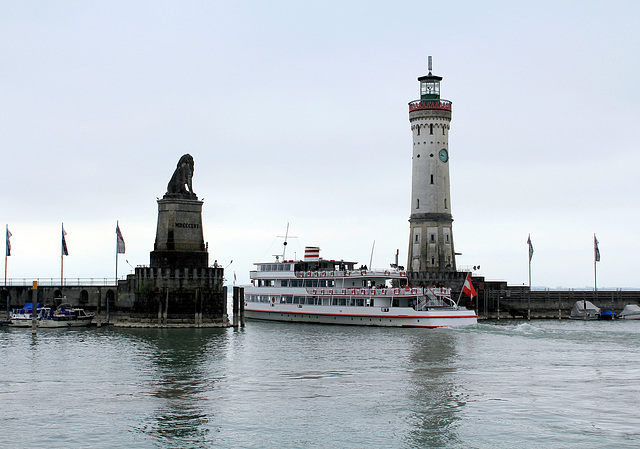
<box><xmin>1</xmin><ymin>320</ymin><xmax>639</xmax><ymax>448</ymax></box>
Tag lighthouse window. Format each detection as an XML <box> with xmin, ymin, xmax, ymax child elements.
<box><xmin>445</xmin><ymin>199</ymin><xmax>448</xmax><ymax>209</ymax></box>
<box><xmin>416</xmin><ymin>199</ymin><xmax>419</xmax><ymax>209</ymax></box>
<box><xmin>443</xmin><ymin>127</ymin><xmax>446</xmax><ymax>135</ymax></box>
<box><xmin>430</xmin><ymin>124</ymin><xmax>434</xmax><ymax>135</ymax></box>
<box><xmin>430</xmin><ymin>174</ymin><xmax>434</xmax><ymax>184</ymax></box>
<box><xmin>431</xmin><ymin>257</ymin><xmax>435</xmax><ymax>265</ymax></box>
<box><xmin>417</xmin><ymin>126</ymin><xmax>420</xmax><ymax>136</ymax></box>
<box><xmin>430</xmin><ymin>234</ymin><xmax>435</xmax><ymax>243</ymax></box>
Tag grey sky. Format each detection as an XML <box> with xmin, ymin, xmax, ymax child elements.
<box><xmin>2</xmin><ymin>1</ymin><xmax>639</xmax><ymax>289</ymax></box>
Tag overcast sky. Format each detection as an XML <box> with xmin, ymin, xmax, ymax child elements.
<box><xmin>2</xmin><ymin>1</ymin><xmax>639</xmax><ymax>289</ymax></box>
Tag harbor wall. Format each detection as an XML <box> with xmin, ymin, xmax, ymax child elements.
<box><xmin>461</xmin><ymin>281</ymin><xmax>640</xmax><ymax>319</ymax></box>
<box><xmin>1</xmin><ymin>265</ymin><xmax>229</xmax><ymax>327</ymax></box>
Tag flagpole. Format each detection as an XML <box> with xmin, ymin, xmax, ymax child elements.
<box><xmin>61</xmin><ymin>223</ymin><xmax>64</xmax><ymax>287</ymax></box>
<box><xmin>527</xmin><ymin>234</ymin><xmax>533</xmax><ymax>321</ymax></box>
<box><xmin>594</xmin><ymin>233</ymin><xmax>598</xmax><ymax>303</ymax></box>
<box><xmin>115</xmin><ymin>221</ymin><xmax>119</xmax><ymax>286</ymax></box>
<box><xmin>4</xmin><ymin>224</ymin><xmax>8</xmax><ymax>319</ymax></box>
<box><xmin>528</xmin><ymin>252</ymin><xmax>531</xmax><ymax>321</ymax></box>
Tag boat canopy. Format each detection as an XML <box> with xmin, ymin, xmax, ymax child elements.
<box><xmin>620</xmin><ymin>304</ymin><xmax>640</xmax><ymax>318</ymax></box>
<box><xmin>22</xmin><ymin>303</ymin><xmax>42</xmax><ymax>310</ymax></box>
<box><xmin>570</xmin><ymin>300</ymin><xmax>600</xmax><ymax>318</ymax></box>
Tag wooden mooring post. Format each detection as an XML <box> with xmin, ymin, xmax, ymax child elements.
<box><xmin>239</xmin><ymin>287</ymin><xmax>245</xmax><ymax>327</ymax></box>
<box><xmin>232</xmin><ymin>286</ymin><xmax>239</xmax><ymax>328</ymax></box>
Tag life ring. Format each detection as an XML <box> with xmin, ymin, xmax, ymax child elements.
<box><xmin>361</xmin><ymin>270</ymin><xmax>366</xmax><ymax>276</ymax></box>
<box><xmin>346</xmin><ymin>271</ymin><xmax>351</xmax><ymax>276</ymax></box>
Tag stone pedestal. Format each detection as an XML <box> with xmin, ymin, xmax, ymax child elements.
<box><xmin>150</xmin><ymin>196</ymin><xmax>208</xmax><ymax>268</ymax></box>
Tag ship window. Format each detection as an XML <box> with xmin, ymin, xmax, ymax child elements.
<box><xmin>280</xmin><ymin>280</ymin><xmax>289</xmax><ymax>287</ymax></box>
<box><xmin>277</xmin><ymin>264</ymin><xmax>284</xmax><ymax>271</ymax></box>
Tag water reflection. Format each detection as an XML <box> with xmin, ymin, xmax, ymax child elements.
<box><xmin>403</xmin><ymin>330</ymin><xmax>463</xmax><ymax>448</ymax></box>
<box><xmin>117</xmin><ymin>328</ymin><xmax>229</xmax><ymax>446</ymax></box>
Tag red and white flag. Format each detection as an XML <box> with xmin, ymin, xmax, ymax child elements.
<box><xmin>462</xmin><ymin>274</ymin><xmax>477</xmax><ymax>298</ymax></box>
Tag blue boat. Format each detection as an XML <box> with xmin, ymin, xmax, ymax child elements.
<box><xmin>600</xmin><ymin>310</ymin><xmax>617</xmax><ymax>320</ymax></box>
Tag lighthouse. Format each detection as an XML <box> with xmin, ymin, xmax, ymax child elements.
<box><xmin>407</xmin><ymin>57</ymin><xmax>457</xmax><ymax>278</ymax></box>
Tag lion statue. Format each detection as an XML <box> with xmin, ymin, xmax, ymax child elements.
<box><xmin>166</xmin><ymin>154</ymin><xmax>196</xmax><ymax>198</ymax></box>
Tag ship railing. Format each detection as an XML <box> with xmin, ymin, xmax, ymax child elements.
<box><xmin>306</xmin><ymin>286</ymin><xmax>432</xmax><ymax>297</ymax></box>
<box><xmin>295</xmin><ymin>269</ymin><xmax>407</xmax><ymax>278</ymax></box>
<box><xmin>416</xmin><ymin>287</ymin><xmax>455</xmax><ymax>310</ymax></box>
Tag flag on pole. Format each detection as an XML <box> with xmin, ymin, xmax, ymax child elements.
<box><xmin>62</xmin><ymin>225</ymin><xmax>69</xmax><ymax>256</ymax></box>
<box><xmin>594</xmin><ymin>234</ymin><xmax>600</xmax><ymax>262</ymax></box>
<box><xmin>6</xmin><ymin>226</ymin><xmax>11</xmax><ymax>257</ymax></box>
<box><xmin>116</xmin><ymin>222</ymin><xmax>126</xmax><ymax>254</ymax></box>
<box><xmin>462</xmin><ymin>274</ymin><xmax>477</xmax><ymax>298</ymax></box>
<box><xmin>527</xmin><ymin>234</ymin><xmax>534</xmax><ymax>262</ymax></box>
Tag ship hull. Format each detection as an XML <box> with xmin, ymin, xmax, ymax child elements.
<box><xmin>245</xmin><ymin>304</ymin><xmax>477</xmax><ymax>327</ymax></box>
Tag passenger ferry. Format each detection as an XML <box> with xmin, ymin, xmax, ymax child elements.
<box><xmin>244</xmin><ymin>247</ymin><xmax>477</xmax><ymax>327</ymax></box>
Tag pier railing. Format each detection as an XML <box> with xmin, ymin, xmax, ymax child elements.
<box><xmin>3</xmin><ymin>278</ymin><xmax>116</xmax><ymax>287</ymax></box>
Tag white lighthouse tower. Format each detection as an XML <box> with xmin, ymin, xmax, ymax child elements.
<box><xmin>407</xmin><ymin>57</ymin><xmax>457</xmax><ymax>277</ymax></box>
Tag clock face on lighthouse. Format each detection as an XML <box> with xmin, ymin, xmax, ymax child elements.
<box><xmin>439</xmin><ymin>148</ymin><xmax>449</xmax><ymax>163</ymax></box>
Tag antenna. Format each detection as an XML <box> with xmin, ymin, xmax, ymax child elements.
<box><xmin>275</xmin><ymin>222</ymin><xmax>297</xmax><ymax>261</ymax></box>
<box><xmin>428</xmin><ymin>56</ymin><xmax>433</xmax><ymax>75</ymax></box>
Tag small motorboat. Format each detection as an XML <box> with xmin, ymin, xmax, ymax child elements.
<box><xmin>38</xmin><ymin>304</ymin><xmax>94</xmax><ymax>328</ymax></box>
